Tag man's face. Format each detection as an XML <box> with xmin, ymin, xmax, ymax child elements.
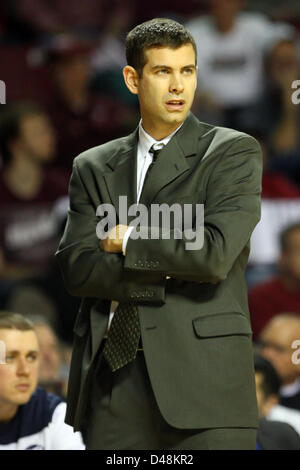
<box><xmin>269</xmin><ymin>41</ymin><xmax>299</xmax><ymax>85</ymax></box>
<box><xmin>255</xmin><ymin>372</ymin><xmax>278</xmax><ymax>417</ymax></box>
<box><xmin>19</xmin><ymin>114</ymin><xmax>56</xmax><ymax>163</ymax></box>
<box><xmin>53</xmin><ymin>55</ymin><xmax>90</xmax><ymax>94</ymax></box>
<box><xmin>210</xmin><ymin>0</ymin><xmax>244</xmax><ymax>19</ymax></box>
<box><xmin>280</xmin><ymin>229</ymin><xmax>300</xmax><ymax>281</ymax></box>
<box><xmin>259</xmin><ymin>321</ymin><xmax>300</xmax><ymax>384</ymax></box>
<box><xmin>35</xmin><ymin>324</ymin><xmax>61</xmax><ymax>382</ymax></box>
<box><xmin>0</xmin><ymin>329</ymin><xmax>39</xmax><ymax>409</ymax></box>
<box><xmin>135</xmin><ymin>44</ymin><xmax>197</xmax><ymax>138</ymax></box>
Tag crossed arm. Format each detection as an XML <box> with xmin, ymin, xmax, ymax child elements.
<box><xmin>56</xmin><ymin>135</ymin><xmax>262</xmax><ymax>301</ymax></box>
<box><xmin>55</xmin><ymin>161</ymin><xmax>167</xmax><ymax>303</ymax></box>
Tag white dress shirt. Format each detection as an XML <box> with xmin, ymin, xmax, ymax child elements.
<box><xmin>267</xmin><ymin>404</ymin><xmax>300</xmax><ymax>436</ymax></box>
<box><xmin>107</xmin><ymin>120</ymin><xmax>183</xmax><ymax>329</ymax></box>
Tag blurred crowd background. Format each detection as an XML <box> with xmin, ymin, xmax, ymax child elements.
<box><xmin>0</xmin><ymin>0</ymin><xmax>300</xmax><ymax>429</ymax></box>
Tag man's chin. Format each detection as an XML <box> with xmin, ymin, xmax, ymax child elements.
<box><xmin>13</xmin><ymin>389</ymin><xmax>34</xmax><ymax>404</ymax></box>
<box><xmin>164</xmin><ymin>113</ymin><xmax>187</xmax><ymax>126</ymax></box>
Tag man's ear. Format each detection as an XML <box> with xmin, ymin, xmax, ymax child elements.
<box><xmin>123</xmin><ymin>66</ymin><xmax>139</xmax><ymax>95</ymax></box>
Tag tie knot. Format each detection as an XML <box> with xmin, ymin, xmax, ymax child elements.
<box><xmin>149</xmin><ymin>144</ymin><xmax>164</xmax><ymax>163</ymax></box>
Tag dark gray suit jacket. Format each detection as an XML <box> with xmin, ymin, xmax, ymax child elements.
<box><xmin>56</xmin><ymin>112</ymin><xmax>262</xmax><ymax>431</ymax></box>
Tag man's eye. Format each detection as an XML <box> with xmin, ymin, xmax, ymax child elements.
<box><xmin>183</xmin><ymin>68</ymin><xmax>193</xmax><ymax>74</ymax></box>
<box><xmin>6</xmin><ymin>356</ymin><xmax>14</xmax><ymax>362</ymax></box>
<box><xmin>28</xmin><ymin>354</ymin><xmax>38</xmax><ymax>362</ymax></box>
<box><xmin>157</xmin><ymin>69</ymin><xmax>168</xmax><ymax>75</ymax></box>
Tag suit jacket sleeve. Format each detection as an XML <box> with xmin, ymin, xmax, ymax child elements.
<box><xmin>124</xmin><ymin>135</ymin><xmax>263</xmax><ymax>283</ymax></box>
<box><xmin>55</xmin><ymin>159</ymin><xmax>166</xmax><ymax>302</ymax></box>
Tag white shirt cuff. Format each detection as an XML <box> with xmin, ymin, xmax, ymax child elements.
<box><xmin>122</xmin><ymin>226</ymin><xmax>135</xmax><ymax>255</ymax></box>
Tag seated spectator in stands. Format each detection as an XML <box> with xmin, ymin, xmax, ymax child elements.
<box><xmin>0</xmin><ymin>101</ymin><xmax>69</xmax><ymax>309</ymax></box>
<box><xmin>244</xmin><ymin>130</ymin><xmax>300</xmax><ymax>198</ymax></box>
<box><xmin>0</xmin><ymin>311</ymin><xmax>84</xmax><ymax>449</ymax></box>
<box><xmin>249</xmin><ymin>222</ymin><xmax>300</xmax><ymax>338</ymax></box>
<box><xmin>253</xmin><ymin>38</ymin><xmax>300</xmax><ymax>187</ymax></box>
<box><xmin>258</xmin><ymin>314</ymin><xmax>300</xmax><ymax>411</ymax></box>
<box><xmin>257</xmin><ymin>418</ymin><xmax>300</xmax><ymax>450</ymax></box>
<box><xmin>254</xmin><ymin>352</ymin><xmax>300</xmax><ymax>434</ymax></box>
<box><xmin>45</xmin><ymin>35</ymin><xmax>137</xmax><ymax>172</ymax></box>
<box><xmin>249</xmin><ymin>0</ymin><xmax>300</xmax><ymax>21</ymax></box>
<box><xmin>27</xmin><ymin>315</ymin><xmax>70</xmax><ymax>398</ymax></box>
<box><xmin>185</xmin><ymin>0</ymin><xmax>293</xmax><ymax>129</ymax></box>
<box><xmin>10</xmin><ymin>0</ymin><xmax>115</xmax><ymax>39</ymax></box>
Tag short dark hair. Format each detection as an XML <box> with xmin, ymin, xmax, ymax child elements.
<box><xmin>0</xmin><ymin>311</ymin><xmax>35</xmax><ymax>331</ymax></box>
<box><xmin>125</xmin><ymin>18</ymin><xmax>197</xmax><ymax>76</ymax></box>
<box><xmin>0</xmin><ymin>101</ymin><xmax>44</xmax><ymax>166</ymax></box>
<box><xmin>280</xmin><ymin>222</ymin><xmax>300</xmax><ymax>253</ymax></box>
<box><xmin>254</xmin><ymin>353</ymin><xmax>281</xmax><ymax>398</ymax></box>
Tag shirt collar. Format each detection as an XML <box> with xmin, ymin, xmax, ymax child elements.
<box><xmin>138</xmin><ymin>119</ymin><xmax>183</xmax><ymax>158</ymax></box>
<box><xmin>280</xmin><ymin>377</ymin><xmax>300</xmax><ymax>397</ymax></box>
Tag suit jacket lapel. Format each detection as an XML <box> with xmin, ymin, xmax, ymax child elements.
<box><xmin>103</xmin><ymin>112</ymin><xmax>207</xmax><ymax>219</ymax></box>
<box><xmin>103</xmin><ymin>129</ymin><xmax>138</xmax><ymax>224</ymax></box>
<box><xmin>138</xmin><ymin>112</ymin><xmax>203</xmax><ymax>207</ymax></box>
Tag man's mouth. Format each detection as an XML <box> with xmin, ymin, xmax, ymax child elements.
<box><xmin>165</xmin><ymin>100</ymin><xmax>185</xmax><ymax>110</ymax></box>
<box><xmin>16</xmin><ymin>384</ymin><xmax>30</xmax><ymax>392</ymax></box>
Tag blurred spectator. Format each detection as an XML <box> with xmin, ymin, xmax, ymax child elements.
<box><xmin>249</xmin><ymin>222</ymin><xmax>300</xmax><ymax>337</ymax></box>
<box><xmin>257</xmin><ymin>418</ymin><xmax>300</xmax><ymax>450</ymax></box>
<box><xmin>243</xmin><ymin>132</ymin><xmax>300</xmax><ymax>198</ymax></box>
<box><xmin>44</xmin><ymin>35</ymin><xmax>137</xmax><ymax>172</ymax></box>
<box><xmin>10</xmin><ymin>0</ymin><xmax>130</xmax><ymax>40</ymax></box>
<box><xmin>0</xmin><ymin>101</ymin><xmax>76</xmax><ymax>339</ymax></box>
<box><xmin>89</xmin><ymin>1</ymin><xmax>138</xmax><ymax>108</ymax></box>
<box><xmin>248</xmin><ymin>1</ymin><xmax>300</xmax><ymax>22</ymax></box>
<box><xmin>185</xmin><ymin>0</ymin><xmax>294</xmax><ymax>128</ymax></box>
<box><xmin>0</xmin><ymin>101</ymin><xmax>68</xmax><ymax>278</ymax></box>
<box><xmin>0</xmin><ymin>311</ymin><xmax>84</xmax><ymax>449</ymax></box>
<box><xmin>254</xmin><ymin>352</ymin><xmax>300</xmax><ymax>435</ymax></box>
<box><xmin>258</xmin><ymin>314</ymin><xmax>300</xmax><ymax>411</ymax></box>
<box><xmin>253</xmin><ymin>38</ymin><xmax>300</xmax><ymax>187</ymax></box>
<box><xmin>27</xmin><ymin>314</ymin><xmax>70</xmax><ymax>398</ymax></box>
<box><xmin>134</xmin><ymin>0</ymin><xmax>205</xmax><ymax>25</ymax></box>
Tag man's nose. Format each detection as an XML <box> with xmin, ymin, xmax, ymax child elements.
<box><xmin>17</xmin><ymin>357</ymin><xmax>30</xmax><ymax>375</ymax></box>
<box><xmin>169</xmin><ymin>73</ymin><xmax>184</xmax><ymax>94</ymax></box>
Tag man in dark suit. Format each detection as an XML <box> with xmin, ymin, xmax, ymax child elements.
<box><xmin>56</xmin><ymin>18</ymin><xmax>263</xmax><ymax>449</ymax></box>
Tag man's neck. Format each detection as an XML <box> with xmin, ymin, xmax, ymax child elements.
<box><xmin>281</xmin><ymin>376</ymin><xmax>300</xmax><ymax>396</ymax></box>
<box><xmin>213</xmin><ymin>16</ymin><xmax>236</xmax><ymax>34</ymax></box>
<box><xmin>4</xmin><ymin>154</ymin><xmax>43</xmax><ymax>200</ymax></box>
<box><xmin>140</xmin><ymin>119</ymin><xmax>184</xmax><ymax>141</ymax></box>
<box><xmin>0</xmin><ymin>403</ymin><xmax>18</xmax><ymax>423</ymax></box>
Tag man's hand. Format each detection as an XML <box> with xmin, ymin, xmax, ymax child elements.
<box><xmin>100</xmin><ymin>225</ymin><xmax>129</xmax><ymax>253</ymax></box>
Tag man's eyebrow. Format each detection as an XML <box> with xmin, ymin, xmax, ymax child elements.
<box><xmin>151</xmin><ymin>64</ymin><xmax>197</xmax><ymax>71</ymax></box>
<box><xmin>151</xmin><ymin>65</ymin><xmax>171</xmax><ymax>70</ymax></box>
<box><xmin>182</xmin><ymin>64</ymin><xmax>197</xmax><ymax>69</ymax></box>
<box><xmin>6</xmin><ymin>350</ymin><xmax>38</xmax><ymax>354</ymax></box>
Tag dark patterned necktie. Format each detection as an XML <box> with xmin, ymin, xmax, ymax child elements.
<box><xmin>102</xmin><ymin>144</ymin><xmax>163</xmax><ymax>372</ymax></box>
<box><xmin>102</xmin><ymin>301</ymin><xmax>140</xmax><ymax>372</ymax></box>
